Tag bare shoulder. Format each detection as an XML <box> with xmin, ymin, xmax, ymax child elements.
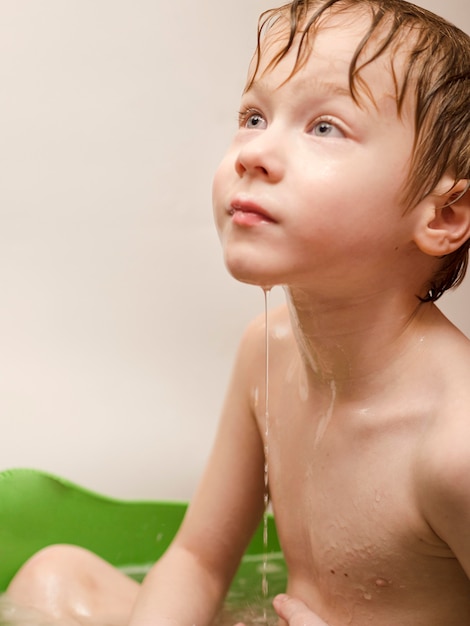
<box><xmin>230</xmin><ymin>304</ymin><xmax>293</xmax><ymax>398</ymax></box>
<box><xmin>415</xmin><ymin>321</ymin><xmax>470</xmax><ymax>568</ymax></box>
<box><xmin>418</xmin><ymin>322</ymin><xmax>470</xmax><ymax>476</ymax></box>
<box><xmin>238</xmin><ymin>303</ymin><xmax>292</xmax><ymax>356</ymax></box>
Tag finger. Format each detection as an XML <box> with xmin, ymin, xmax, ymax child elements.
<box><xmin>273</xmin><ymin>594</ymin><xmax>326</xmax><ymax>626</ymax></box>
<box><xmin>273</xmin><ymin>594</ymin><xmax>308</xmax><ymax>621</ymax></box>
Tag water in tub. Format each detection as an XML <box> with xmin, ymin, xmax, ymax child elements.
<box><xmin>0</xmin><ymin>552</ymin><xmax>286</xmax><ymax>626</ymax></box>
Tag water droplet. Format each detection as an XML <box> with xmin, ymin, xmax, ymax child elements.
<box><xmin>252</xmin><ymin>387</ymin><xmax>260</xmax><ymax>407</ymax></box>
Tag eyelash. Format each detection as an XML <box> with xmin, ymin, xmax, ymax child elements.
<box><xmin>313</xmin><ymin>115</ymin><xmax>336</xmax><ymax>128</ymax></box>
<box><xmin>311</xmin><ymin>116</ymin><xmax>344</xmax><ymax>136</ymax></box>
<box><xmin>238</xmin><ymin>107</ymin><xmax>264</xmax><ymax>128</ymax></box>
<box><xmin>237</xmin><ymin>108</ymin><xmax>345</xmax><ymax>137</ymax></box>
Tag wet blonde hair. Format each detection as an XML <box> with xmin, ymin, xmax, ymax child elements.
<box><xmin>247</xmin><ymin>0</ymin><xmax>470</xmax><ymax>301</ymax></box>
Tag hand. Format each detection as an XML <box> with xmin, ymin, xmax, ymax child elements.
<box><xmin>273</xmin><ymin>594</ymin><xmax>329</xmax><ymax>626</ymax></box>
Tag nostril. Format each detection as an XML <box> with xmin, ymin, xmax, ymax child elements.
<box><xmin>235</xmin><ymin>160</ymin><xmax>269</xmax><ymax>177</ymax></box>
<box><xmin>235</xmin><ymin>138</ymin><xmax>282</xmax><ymax>181</ymax></box>
<box><xmin>235</xmin><ymin>160</ymin><xmax>246</xmax><ymax>177</ymax></box>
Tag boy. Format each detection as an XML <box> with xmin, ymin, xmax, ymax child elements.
<box><xmin>6</xmin><ymin>0</ymin><xmax>470</xmax><ymax>624</ymax></box>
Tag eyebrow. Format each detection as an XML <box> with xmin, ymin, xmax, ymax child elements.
<box><xmin>313</xmin><ymin>80</ymin><xmax>352</xmax><ymax>98</ymax></box>
<box><xmin>245</xmin><ymin>76</ymin><xmax>353</xmax><ymax>100</ymax></box>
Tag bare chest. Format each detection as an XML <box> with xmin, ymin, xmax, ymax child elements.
<box><xmin>261</xmin><ymin>401</ymin><xmax>470</xmax><ymax>624</ymax></box>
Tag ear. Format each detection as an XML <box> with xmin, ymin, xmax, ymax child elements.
<box><xmin>413</xmin><ymin>178</ymin><xmax>470</xmax><ymax>257</ymax></box>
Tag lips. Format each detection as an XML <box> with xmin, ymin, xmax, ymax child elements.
<box><xmin>228</xmin><ymin>198</ymin><xmax>277</xmax><ymax>226</ymax></box>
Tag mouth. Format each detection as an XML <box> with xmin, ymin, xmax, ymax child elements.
<box><xmin>228</xmin><ymin>198</ymin><xmax>277</xmax><ymax>226</ymax></box>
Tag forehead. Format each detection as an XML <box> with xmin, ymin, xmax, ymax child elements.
<box><xmin>247</xmin><ymin>4</ymin><xmax>413</xmax><ymax>112</ymax></box>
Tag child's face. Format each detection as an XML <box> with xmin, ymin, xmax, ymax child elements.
<box><xmin>212</xmin><ymin>9</ymin><xmax>419</xmax><ymax>294</ymax></box>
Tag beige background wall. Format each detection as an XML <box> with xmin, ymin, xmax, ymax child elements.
<box><xmin>1</xmin><ymin>0</ymin><xmax>469</xmax><ymax>500</ymax></box>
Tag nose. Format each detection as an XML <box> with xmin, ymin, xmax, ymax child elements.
<box><xmin>234</xmin><ymin>130</ymin><xmax>284</xmax><ymax>182</ymax></box>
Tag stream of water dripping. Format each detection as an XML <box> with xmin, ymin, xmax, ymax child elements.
<box><xmin>262</xmin><ymin>287</ymin><xmax>270</xmax><ymax>623</ymax></box>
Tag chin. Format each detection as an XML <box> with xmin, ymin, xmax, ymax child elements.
<box><xmin>223</xmin><ymin>259</ymin><xmax>277</xmax><ymax>291</ymax></box>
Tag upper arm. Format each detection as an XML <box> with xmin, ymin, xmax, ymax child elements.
<box><xmin>171</xmin><ymin>315</ymin><xmax>268</xmax><ymax>586</ymax></box>
<box><xmin>419</xmin><ymin>421</ymin><xmax>470</xmax><ymax>579</ymax></box>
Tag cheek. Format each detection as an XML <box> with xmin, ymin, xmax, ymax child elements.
<box><xmin>212</xmin><ymin>155</ymin><xmax>235</xmax><ymax>225</ymax></box>
<box><xmin>211</xmin><ymin>169</ymin><xmax>228</xmax><ymax>239</ymax></box>
<box><xmin>211</xmin><ymin>164</ymin><xmax>223</xmax><ymax>207</ymax></box>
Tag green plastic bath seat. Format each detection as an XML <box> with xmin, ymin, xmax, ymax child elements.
<box><xmin>0</xmin><ymin>468</ymin><xmax>283</xmax><ymax>593</ymax></box>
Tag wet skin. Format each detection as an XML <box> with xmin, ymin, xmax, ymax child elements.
<box><xmin>212</xmin><ymin>8</ymin><xmax>470</xmax><ymax>626</ymax></box>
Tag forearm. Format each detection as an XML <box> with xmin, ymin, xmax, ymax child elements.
<box><xmin>129</xmin><ymin>544</ymin><xmax>229</xmax><ymax>626</ymax></box>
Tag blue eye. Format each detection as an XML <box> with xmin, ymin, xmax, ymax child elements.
<box><xmin>246</xmin><ymin>114</ymin><xmax>265</xmax><ymax>129</ymax></box>
<box><xmin>312</xmin><ymin>120</ymin><xmax>344</xmax><ymax>138</ymax></box>
<box><xmin>239</xmin><ymin>109</ymin><xmax>267</xmax><ymax>130</ymax></box>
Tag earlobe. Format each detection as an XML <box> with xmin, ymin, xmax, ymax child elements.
<box><xmin>413</xmin><ymin>179</ymin><xmax>470</xmax><ymax>257</ymax></box>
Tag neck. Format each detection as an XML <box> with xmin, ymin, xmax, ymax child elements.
<box><xmin>283</xmin><ymin>285</ymin><xmax>437</xmax><ymax>402</ymax></box>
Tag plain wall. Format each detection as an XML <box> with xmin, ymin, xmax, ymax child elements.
<box><xmin>1</xmin><ymin>0</ymin><xmax>469</xmax><ymax>501</ymax></box>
